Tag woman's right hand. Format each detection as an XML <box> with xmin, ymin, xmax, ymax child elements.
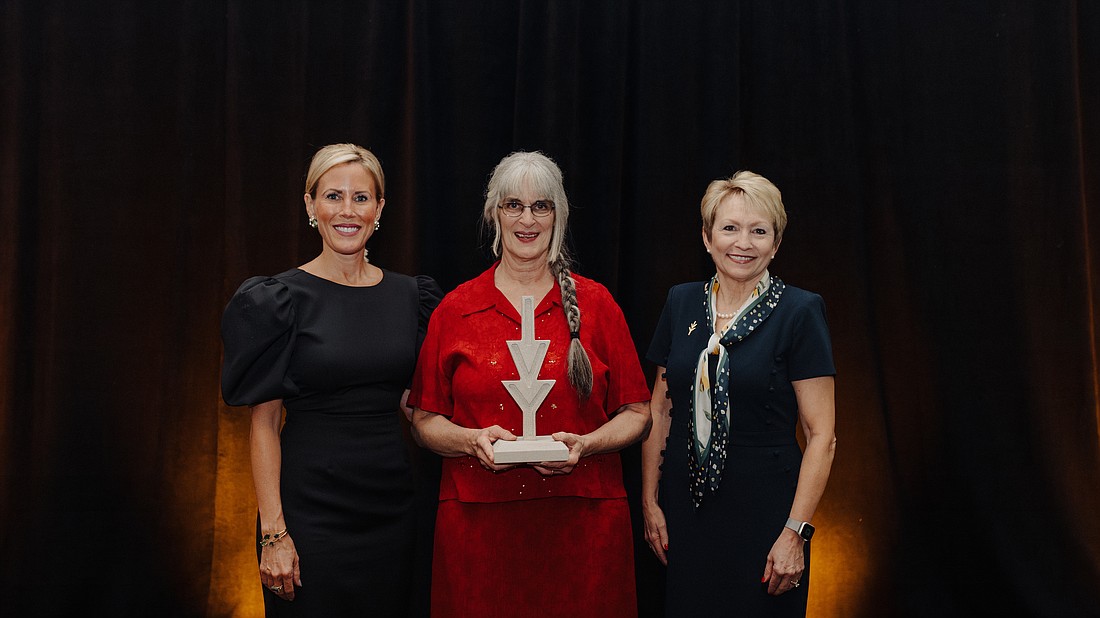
<box><xmin>642</xmin><ymin>500</ymin><xmax>670</xmax><ymax>566</ymax></box>
<box><xmin>259</xmin><ymin>533</ymin><xmax>302</xmax><ymax>602</ymax></box>
<box><xmin>471</xmin><ymin>425</ymin><xmax>518</xmax><ymax>472</ymax></box>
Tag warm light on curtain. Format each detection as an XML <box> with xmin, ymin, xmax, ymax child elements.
<box><xmin>207</xmin><ymin>413</ymin><xmax>885</xmax><ymax>616</ymax></box>
<box><xmin>209</xmin><ymin>408</ymin><xmax>264</xmax><ymax>617</ymax></box>
<box><xmin>808</xmin><ymin>518</ymin><xmax>873</xmax><ymax>615</ymax></box>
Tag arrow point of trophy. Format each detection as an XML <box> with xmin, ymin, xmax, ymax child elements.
<box><xmin>495</xmin><ymin>295</ymin><xmax>568</xmax><ymax>463</ymax></box>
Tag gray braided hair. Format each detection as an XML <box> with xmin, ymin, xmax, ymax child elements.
<box><xmin>552</xmin><ymin>258</ymin><xmax>593</xmax><ymax>399</ymax></box>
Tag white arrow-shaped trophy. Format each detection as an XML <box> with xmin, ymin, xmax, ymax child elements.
<box><xmin>493</xmin><ymin>295</ymin><xmax>570</xmax><ymax>464</ymax></box>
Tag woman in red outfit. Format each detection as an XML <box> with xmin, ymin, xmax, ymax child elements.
<box><xmin>408</xmin><ymin>151</ymin><xmax>651</xmax><ymax>617</ymax></box>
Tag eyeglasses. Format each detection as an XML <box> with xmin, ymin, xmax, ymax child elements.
<box><xmin>498</xmin><ymin>200</ymin><xmax>555</xmax><ymax>217</ymax></box>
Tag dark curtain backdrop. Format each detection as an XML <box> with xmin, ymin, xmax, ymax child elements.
<box><xmin>2</xmin><ymin>1</ymin><xmax>1098</xmax><ymax>616</ymax></box>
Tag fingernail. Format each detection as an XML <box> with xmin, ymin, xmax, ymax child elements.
<box><xmin>761</xmin><ymin>576</ymin><xmax>768</xmax><ymax>583</ymax></box>
<box><xmin>663</xmin><ymin>543</ymin><xmax>668</xmax><ymax>551</ymax></box>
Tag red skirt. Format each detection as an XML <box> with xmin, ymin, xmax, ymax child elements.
<box><xmin>431</xmin><ymin>496</ymin><xmax>637</xmax><ymax>617</ymax></box>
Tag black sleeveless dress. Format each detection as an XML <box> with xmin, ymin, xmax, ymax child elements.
<box><xmin>221</xmin><ymin>268</ymin><xmax>442</xmax><ymax>617</ymax></box>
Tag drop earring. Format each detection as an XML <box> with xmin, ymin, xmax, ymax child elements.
<box><xmin>308</xmin><ymin>216</ymin><xmax>318</xmax><ymax>229</ymax></box>
<box><xmin>374</xmin><ymin>219</ymin><xmax>381</xmax><ymax>231</ymax></box>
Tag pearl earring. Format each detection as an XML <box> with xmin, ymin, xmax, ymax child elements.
<box><xmin>374</xmin><ymin>219</ymin><xmax>381</xmax><ymax>231</ymax></box>
<box><xmin>308</xmin><ymin>216</ymin><xmax>318</xmax><ymax>229</ymax></box>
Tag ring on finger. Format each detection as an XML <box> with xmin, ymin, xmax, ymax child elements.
<box><xmin>269</xmin><ymin>585</ymin><xmax>283</xmax><ymax>593</ymax></box>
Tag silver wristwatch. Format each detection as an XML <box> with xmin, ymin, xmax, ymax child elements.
<box><xmin>785</xmin><ymin>517</ymin><xmax>815</xmax><ymax>542</ymax></box>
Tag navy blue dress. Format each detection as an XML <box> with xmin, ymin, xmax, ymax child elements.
<box><xmin>221</xmin><ymin>268</ymin><xmax>441</xmax><ymax>617</ymax></box>
<box><xmin>646</xmin><ymin>280</ymin><xmax>835</xmax><ymax>616</ymax></box>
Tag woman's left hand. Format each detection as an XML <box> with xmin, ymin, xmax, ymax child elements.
<box><xmin>761</xmin><ymin>530</ymin><xmax>806</xmax><ymax>596</ymax></box>
<box><xmin>531</xmin><ymin>432</ymin><xmax>586</xmax><ymax>475</ymax></box>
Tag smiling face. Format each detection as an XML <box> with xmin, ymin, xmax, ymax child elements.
<box><xmin>703</xmin><ymin>192</ymin><xmax>779</xmax><ymax>286</ymax></box>
<box><xmin>483</xmin><ymin>151</ymin><xmax>570</xmax><ymax>267</ymax></box>
<box><xmin>304</xmin><ymin>162</ymin><xmax>384</xmax><ymax>257</ymax></box>
<box><xmin>497</xmin><ymin>181</ymin><xmax>555</xmax><ymax>263</ymax></box>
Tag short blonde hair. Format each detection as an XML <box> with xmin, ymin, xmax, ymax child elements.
<box><xmin>304</xmin><ymin>143</ymin><xmax>385</xmax><ymax>199</ymax></box>
<box><xmin>701</xmin><ymin>170</ymin><xmax>787</xmax><ymax>244</ymax></box>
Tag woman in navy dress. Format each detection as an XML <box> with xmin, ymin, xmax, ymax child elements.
<box><xmin>641</xmin><ymin>170</ymin><xmax>836</xmax><ymax>616</ymax></box>
<box><xmin>221</xmin><ymin>143</ymin><xmax>441</xmax><ymax>616</ymax></box>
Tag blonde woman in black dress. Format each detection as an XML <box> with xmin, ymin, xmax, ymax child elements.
<box><xmin>221</xmin><ymin>144</ymin><xmax>441</xmax><ymax>616</ymax></box>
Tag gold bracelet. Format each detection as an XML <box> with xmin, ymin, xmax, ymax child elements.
<box><xmin>259</xmin><ymin>528</ymin><xmax>288</xmax><ymax>547</ymax></box>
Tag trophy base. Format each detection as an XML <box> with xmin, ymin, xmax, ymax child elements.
<box><xmin>492</xmin><ymin>436</ymin><xmax>570</xmax><ymax>464</ymax></box>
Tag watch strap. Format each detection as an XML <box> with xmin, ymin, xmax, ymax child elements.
<box><xmin>785</xmin><ymin>517</ymin><xmax>812</xmax><ymax>541</ymax></box>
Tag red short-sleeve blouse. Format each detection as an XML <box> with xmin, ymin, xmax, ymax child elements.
<box><xmin>409</xmin><ymin>263</ymin><xmax>650</xmax><ymax>503</ymax></box>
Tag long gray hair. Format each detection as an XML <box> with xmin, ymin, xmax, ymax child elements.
<box><xmin>482</xmin><ymin>151</ymin><xmax>593</xmax><ymax>399</ymax></box>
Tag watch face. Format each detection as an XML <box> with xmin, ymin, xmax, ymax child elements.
<box><xmin>800</xmin><ymin>522</ymin><xmax>815</xmax><ymax>541</ymax></box>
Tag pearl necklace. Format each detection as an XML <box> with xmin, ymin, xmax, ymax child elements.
<box><xmin>715</xmin><ymin>311</ymin><xmax>734</xmax><ymax>319</ymax></box>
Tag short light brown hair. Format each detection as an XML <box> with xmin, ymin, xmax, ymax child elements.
<box><xmin>701</xmin><ymin>170</ymin><xmax>787</xmax><ymax>244</ymax></box>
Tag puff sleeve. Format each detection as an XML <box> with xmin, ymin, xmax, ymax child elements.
<box><xmin>415</xmin><ymin>275</ymin><xmax>443</xmax><ymax>353</ymax></box>
<box><xmin>220</xmin><ymin>276</ymin><xmax>300</xmax><ymax>407</ymax></box>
